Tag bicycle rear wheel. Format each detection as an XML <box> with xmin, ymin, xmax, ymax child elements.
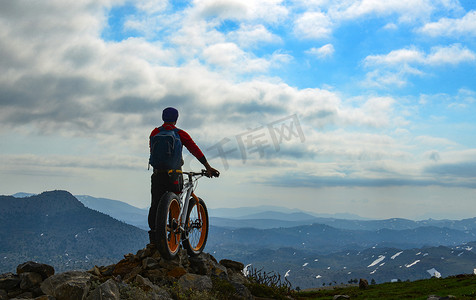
<box><xmin>155</xmin><ymin>192</ymin><xmax>181</xmax><ymax>259</ymax></box>
<box><xmin>183</xmin><ymin>196</ymin><xmax>209</xmax><ymax>256</ymax></box>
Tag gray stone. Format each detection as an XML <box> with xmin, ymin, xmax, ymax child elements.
<box><xmin>34</xmin><ymin>296</ymin><xmax>56</xmax><ymax>300</ymax></box>
<box><xmin>359</xmin><ymin>278</ymin><xmax>368</xmax><ymax>289</ymax></box>
<box><xmin>10</xmin><ymin>291</ymin><xmax>34</xmax><ymax>299</ymax></box>
<box><xmin>20</xmin><ymin>272</ymin><xmax>43</xmax><ymax>291</ymax></box>
<box><xmin>230</xmin><ymin>282</ymin><xmax>253</xmax><ymax>300</ymax></box>
<box><xmin>228</xmin><ymin>270</ymin><xmax>248</xmax><ymax>285</ymax></box>
<box><xmin>40</xmin><ymin>271</ymin><xmax>92</xmax><ymax>300</ymax></box>
<box><xmin>142</xmin><ymin>257</ymin><xmax>159</xmax><ymax>270</ymax></box>
<box><xmin>134</xmin><ymin>275</ymin><xmax>171</xmax><ymax>299</ymax></box>
<box><xmin>334</xmin><ymin>295</ymin><xmax>350</xmax><ymax>300</ymax></box>
<box><xmin>86</xmin><ymin>279</ymin><xmax>119</xmax><ymax>300</ymax></box>
<box><xmin>219</xmin><ymin>259</ymin><xmax>244</xmax><ymax>272</ymax></box>
<box><xmin>177</xmin><ymin>273</ymin><xmax>212</xmax><ymax>292</ymax></box>
<box><xmin>0</xmin><ymin>273</ymin><xmax>21</xmax><ymax>290</ymax></box>
<box><xmin>0</xmin><ymin>289</ymin><xmax>7</xmax><ymax>300</ymax></box>
<box><xmin>17</xmin><ymin>262</ymin><xmax>54</xmax><ymax>280</ymax></box>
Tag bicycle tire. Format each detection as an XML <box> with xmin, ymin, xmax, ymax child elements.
<box><xmin>183</xmin><ymin>196</ymin><xmax>209</xmax><ymax>256</ymax></box>
<box><xmin>155</xmin><ymin>192</ymin><xmax>182</xmax><ymax>259</ymax></box>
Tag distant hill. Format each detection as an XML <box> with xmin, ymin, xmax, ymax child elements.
<box><xmin>207</xmin><ymin>223</ymin><xmax>476</xmax><ymax>256</ymax></box>
<box><xmin>0</xmin><ymin>190</ymin><xmax>148</xmax><ymax>273</ymax></box>
<box><xmin>75</xmin><ymin>195</ymin><xmax>149</xmax><ymax>230</ymax></box>
<box><xmin>209</xmin><ymin>205</ymin><xmax>367</xmax><ymax>220</ymax></box>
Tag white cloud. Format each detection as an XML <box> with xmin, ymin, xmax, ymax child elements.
<box><xmin>363</xmin><ymin>44</ymin><xmax>476</xmax><ymax>87</ymax></box>
<box><xmin>201</xmin><ymin>42</ymin><xmax>273</xmax><ymax>72</ymax></box>
<box><xmin>294</xmin><ymin>11</ymin><xmax>333</xmax><ymax>39</ymax></box>
<box><xmin>364</xmin><ymin>47</ymin><xmax>425</xmax><ymax>66</ymax></box>
<box><xmin>426</xmin><ymin>44</ymin><xmax>476</xmax><ymax>65</ymax></box>
<box><xmin>192</xmin><ymin>0</ymin><xmax>288</xmax><ymax>23</ymax></box>
<box><xmin>135</xmin><ymin>0</ymin><xmax>168</xmax><ymax>14</ymax></box>
<box><xmin>228</xmin><ymin>24</ymin><xmax>282</xmax><ymax>48</ymax></box>
<box><xmin>418</xmin><ymin>10</ymin><xmax>476</xmax><ymax>37</ymax></box>
<box><xmin>306</xmin><ymin>44</ymin><xmax>335</xmax><ymax>59</ymax></box>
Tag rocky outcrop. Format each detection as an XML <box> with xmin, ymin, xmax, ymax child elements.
<box><xmin>0</xmin><ymin>245</ymin><xmax>253</xmax><ymax>299</ymax></box>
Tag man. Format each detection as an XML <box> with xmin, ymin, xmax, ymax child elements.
<box><xmin>148</xmin><ymin>107</ymin><xmax>219</xmax><ymax>245</ymax></box>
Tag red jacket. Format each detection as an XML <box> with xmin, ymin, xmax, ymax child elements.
<box><xmin>150</xmin><ymin>123</ymin><xmax>207</xmax><ymax>165</ymax></box>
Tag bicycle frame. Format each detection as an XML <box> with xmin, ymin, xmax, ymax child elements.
<box><xmin>177</xmin><ymin>171</ymin><xmax>204</xmax><ymax>234</ymax></box>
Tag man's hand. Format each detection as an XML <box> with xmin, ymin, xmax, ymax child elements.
<box><xmin>204</xmin><ymin>162</ymin><xmax>220</xmax><ymax>178</ymax></box>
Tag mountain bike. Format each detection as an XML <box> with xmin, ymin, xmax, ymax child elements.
<box><xmin>154</xmin><ymin>169</ymin><xmax>218</xmax><ymax>259</ymax></box>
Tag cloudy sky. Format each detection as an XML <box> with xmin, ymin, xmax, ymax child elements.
<box><xmin>1</xmin><ymin>0</ymin><xmax>475</xmax><ymax>220</ymax></box>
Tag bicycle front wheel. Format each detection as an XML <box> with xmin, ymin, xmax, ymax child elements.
<box><xmin>155</xmin><ymin>192</ymin><xmax>181</xmax><ymax>259</ymax></box>
<box><xmin>183</xmin><ymin>196</ymin><xmax>209</xmax><ymax>256</ymax></box>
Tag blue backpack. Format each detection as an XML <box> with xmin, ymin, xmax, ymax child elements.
<box><xmin>149</xmin><ymin>127</ymin><xmax>183</xmax><ymax>170</ymax></box>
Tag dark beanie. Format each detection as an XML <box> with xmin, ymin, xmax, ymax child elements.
<box><xmin>162</xmin><ymin>107</ymin><xmax>179</xmax><ymax>122</ymax></box>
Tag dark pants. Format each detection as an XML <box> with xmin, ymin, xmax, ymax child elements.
<box><xmin>148</xmin><ymin>172</ymin><xmax>170</xmax><ymax>230</ymax></box>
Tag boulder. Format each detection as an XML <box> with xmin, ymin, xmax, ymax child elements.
<box><xmin>134</xmin><ymin>275</ymin><xmax>171</xmax><ymax>300</ymax></box>
<box><xmin>10</xmin><ymin>291</ymin><xmax>34</xmax><ymax>299</ymax></box>
<box><xmin>40</xmin><ymin>271</ymin><xmax>92</xmax><ymax>300</ymax></box>
<box><xmin>17</xmin><ymin>262</ymin><xmax>55</xmax><ymax>280</ymax></box>
<box><xmin>142</xmin><ymin>257</ymin><xmax>159</xmax><ymax>270</ymax></box>
<box><xmin>219</xmin><ymin>259</ymin><xmax>244</xmax><ymax>273</ymax></box>
<box><xmin>0</xmin><ymin>273</ymin><xmax>21</xmax><ymax>291</ymax></box>
<box><xmin>19</xmin><ymin>272</ymin><xmax>43</xmax><ymax>291</ymax></box>
<box><xmin>177</xmin><ymin>273</ymin><xmax>212</xmax><ymax>292</ymax></box>
<box><xmin>359</xmin><ymin>278</ymin><xmax>369</xmax><ymax>289</ymax></box>
<box><xmin>166</xmin><ymin>267</ymin><xmax>187</xmax><ymax>279</ymax></box>
<box><xmin>189</xmin><ymin>253</ymin><xmax>227</xmax><ymax>278</ymax></box>
<box><xmin>86</xmin><ymin>279</ymin><xmax>120</xmax><ymax>300</ymax></box>
<box><xmin>112</xmin><ymin>259</ymin><xmax>141</xmax><ymax>278</ymax></box>
<box><xmin>0</xmin><ymin>289</ymin><xmax>7</xmax><ymax>300</ymax></box>
<box><xmin>230</xmin><ymin>282</ymin><xmax>253</xmax><ymax>300</ymax></box>
<box><xmin>33</xmin><ymin>296</ymin><xmax>56</xmax><ymax>300</ymax></box>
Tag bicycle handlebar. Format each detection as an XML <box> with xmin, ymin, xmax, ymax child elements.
<box><xmin>183</xmin><ymin>169</ymin><xmax>219</xmax><ymax>178</ymax></box>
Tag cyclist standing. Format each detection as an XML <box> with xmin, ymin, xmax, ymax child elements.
<box><xmin>148</xmin><ymin>107</ymin><xmax>219</xmax><ymax>245</ymax></box>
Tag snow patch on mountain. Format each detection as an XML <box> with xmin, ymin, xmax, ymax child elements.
<box><xmin>368</xmin><ymin>255</ymin><xmax>385</xmax><ymax>267</ymax></box>
<box><xmin>391</xmin><ymin>251</ymin><xmax>403</xmax><ymax>259</ymax></box>
<box><xmin>427</xmin><ymin>268</ymin><xmax>441</xmax><ymax>278</ymax></box>
<box><xmin>405</xmin><ymin>260</ymin><xmax>420</xmax><ymax>268</ymax></box>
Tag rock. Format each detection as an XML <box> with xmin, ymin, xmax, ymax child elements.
<box><xmin>99</xmin><ymin>265</ymin><xmax>115</xmax><ymax>277</ymax></box>
<box><xmin>189</xmin><ymin>256</ymin><xmax>209</xmax><ymax>275</ymax></box>
<box><xmin>7</xmin><ymin>289</ymin><xmax>24</xmax><ymax>299</ymax></box>
<box><xmin>219</xmin><ymin>259</ymin><xmax>244</xmax><ymax>273</ymax></box>
<box><xmin>142</xmin><ymin>257</ymin><xmax>159</xmax><ymax>270</ymax></box>
<box><xmin>112</xmin><ymin>259</ymin><xmax>141</xmax><ymax>278</ymax></box>
<box><xmin>177</xmin><ymin>273</ymin><xmax>212</xmax><ymax>292</ymax></box>
<box><xmin>230</xmin><ymin>282</ymin><xmax>253</xmax><ymax>300</ymax></box>
<box><xmin>0</xmin><ymin>289</ymin><xmax>7</xmax><ymax>300</ymax></box>
<box><xmin>189</xmin><ymin>253</ymin><xmax>227</xmax><ymax>278</ymax></box>
<box><xmin>19</xmin><ymin>272</ymin><xmax>43</xmax><ymax>291</ymax></box>
<box><xmin>86</xmin><ymin>279</ymin><xmax>119</xmax><ymax>300</ymax></box>
<box><xmin>0</xmin><ymin>273</ymin><xmax>21</xmax><ymax>290</ymax></box>
<box><xmin>142</xmin><ymin>269</ymin><xmax>166</xmax><ymax>283</ymax></box>
<box><xmin>166</xmin><ymin>267</ymin><xmax>187</xmax><ymax>279</ymax></box>
<box><xmin>123</xmin><ymin>266</ymin><xmax>142</xmax><ymax>283</ymax></box>
<box><xmin>228</xmin><ymin>271</ymin><xmax>248</xmax><ymax>285</ymax></box>
<box><xmin>134</xmin><ymin>274</ymin><xmax>171</xmax><ymax>299</ymax></box>
<box><xmin>427</xmin><ymin>296</ymin><xmax>456</xmax><ymax>300</ymax></box>
<box><xmin>10</xmin><ymin>291</ymin><xmax>34</xmax><ymax>299</ymax></box>
<box><xmin>134</xmin><ymin>275</ymin><xmax>156</xmax><ymax>292</ymax></box>
<box><xmin>40</xmin><ymin>271</ymin><xmax>92</xmax><ymax>300</ymax></box>
<box><xmin>359</xmin><ymin>278</ymin><xmax>369</xmax><ymax>289</ymax></box>
<box><xmin>34</xmin><ymin>296</ymin><xmax>56</xmax><ymax>300</ymax></box>
<box><xmin>334</xmin><ymin>295</ymin><xmax>350</xmax><ymax>300</ymax></box>
<box><xmin>17</xmin><ymin>262</ymin><xmax>55</xmax><ymax>280</ymax></box>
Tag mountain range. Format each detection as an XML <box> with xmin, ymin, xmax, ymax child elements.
<box><xmin>3</xmin><ymin>190</ymin><xmax>476</xmax><ymax>290</ymax></box>
<box><xmin>0</xmin><ymin>191</ymin><xmax>148</xmax><ymax>273</ymax></box>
